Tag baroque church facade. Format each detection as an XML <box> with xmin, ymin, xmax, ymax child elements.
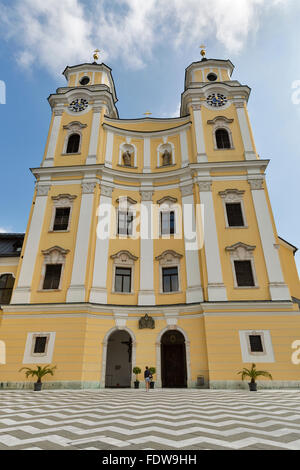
<box><xmin>0</xmin><ymin>55</ymin><xmax>300</xmax><ymax>389</ymax></box>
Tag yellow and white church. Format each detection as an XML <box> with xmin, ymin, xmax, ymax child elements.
<box><xmin>0</xmin><ymin>52</ymin><xmax>300</xmax><ymax>389</ymax></box>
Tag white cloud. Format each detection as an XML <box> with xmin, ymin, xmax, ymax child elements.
<box><xmin>0</xmin><ymin>227</ymin><xmax>12</xmax><ymax>233</ymax></box>
<box><xmin>0</xmin><ymin>0</ymin><xmax>289</xmax><ymax>75</ymax></box>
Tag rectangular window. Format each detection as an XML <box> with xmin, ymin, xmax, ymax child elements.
<box><xmin>53</xmin><ymin>207</ymin><xmax>70</xmax><ymax>231</ymax></box>
<box><xmin>234</xmin><ymin>260</ymin><xmax>255</xmax><ymax>287</ymax></box>
<box><xmin>115</xmin><ymin>267</ymin><xmax>131</xmax><ymax>293</ymax></box>
<box><xmin>118</xmin><ymin>211</ymin><xmax>133</xmax><ymax>236</ymax></box>
<box><xmin>249</xmin><ymin>335</ymin><xmax>264</xmax><ymax>353</ymax></box>
<box><xmin>43</xmin><ymin>264</ymin><xmax>62</xmax><ymax>290</ymax></box>
<box><xmin>33</xmin><ymin>336</ymin><xmax>48</xmax><ymax>354</ymax></box>
<box><xmin>161</xmin><ymin>211</ymin><xmax>175</xmax><ymax>235</ymax></box>
<box><xmin>162</xmin><ymin>267</ymin><xmax>179</xmax><ymax>293</ymax></box>
<box><xmin>226</xmin><ymin>203</ymin><xmax>244</xmax><ymax>227</ymax></box>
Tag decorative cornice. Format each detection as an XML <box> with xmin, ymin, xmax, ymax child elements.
<box><xmin>63</xmin><ymin>121</ymin><xmax>87</xmax><ymax>131</ymax></box>
<box><xmin>157</xmin><ymin>196</ymin><xmax>178</xmax><ymax>205</ymax></box>
<box><xmin>102</xmin><ymin>121</ymin><xmax>192</xmax><ymax>139</ymax></box>
<box><xmin>51</xmin><ymin>193</ymin><xmax>77</xmax><ymax>201</ymax></box>
<box><xmin>218</xmin><ymin>189</ymin><xmax>245</xmax><ymax>199</ymax></box>
<box><xmin>234</xmin><ymin>101</ymin><xmax>245</xmax><ymax>109</ymax></box>
<box><xmin>225</xmin><ymin>242</ymin><xmax>256</xmax><ymax>252</ymax></box>
<box><xmin>41</xmin><ymin>246</ymin><xmax>70</xmax><ymax>256</ymax></box>
<box><xmin>191</xmin><ymin>104</ymin><xmax>202</xmax><ymax>111</ymax></box>
<box><xmin>111</xmin><ymin>250</ymin><xmax>138</xmax><ymax>261</ymax></box>
<box><xmin>53</xmin><ymin>108</ymin><xmax>64</xmax><ymax>116</ymax></box>
<box><xmin>207</xmin><ymin>116</ymin><xmax>234</xmax><ymax>125</ymax></box>
<box><xmin>116</xmin><ymin>196</ymin><xmax>137</xmax><ymax>206</ymax></box>
<box><xmin>155</xmin><ymin>250</ymin><xmax>183</xmax><ymax>261</ymax></box>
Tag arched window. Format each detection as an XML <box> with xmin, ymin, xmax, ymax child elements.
<box><xmin>216</xmin><ymin>129</ymin><xmax>231</xmax><ymax>149</ymax></box>
<box><xmin>0</xmin><ymin>274</ymin><xmax>15</xmax><ymax>305</ymax></box>
<box><xmin>66</xmin><ymin>133</ymin><xmax>80</xmax><ymax>154</ymax></box>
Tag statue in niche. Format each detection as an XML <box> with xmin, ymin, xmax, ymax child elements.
<box><xmin>123</xmin><ymin>150</ymin><xmax>132</xmax><ymax>167</ymax></box>
<box><xmin>139</xmin><ymin>314</ymin><xmax>155</xmax><ymax>330</ymax></box>
<box><xmin>162</xmin><ymin>149</ymin><xmax>172</xmax><ymax>166</ymax></box>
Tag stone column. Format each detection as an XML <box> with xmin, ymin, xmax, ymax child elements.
<box><xmin>104</xmin><ymin>130</ymin><xmax>114</xmax><ymax>168</ymax></box>
<box><xmin>43</xmin><ymin>108</ymin><xmax>64</xmax><ymax>167</ymax></box>
<box><xmin>66</xmin><ymin>181</ymin><xmax>97</xmax><ymax>302</ymax></box>
<box><xmin>143</xmin><ymin>137</ymin><xmax>151</xmax><ymax>173</ymax></box>
<box><xmin>249</xmin><ymin>177</ymin><xmax>291</xmax><ymax>300</ymax></box>
<box><xmin>138</xmin><ymin>190</ymin><xmax>156</xmax><ymax>305</ymax></box>
<box><xmin>11</xmin><ymin>183</ymin><xmax>50</xmax><ymax>304</ymax></box>
<box><xmin>89</xmin><ymin>184</ymin><xmax>114</xmax><ymax>304</ymax></box>
<box><xmin>180</xmin><ymin>184</ymin><xmax>203</xmax><ymax>303</ymax></box>
<box><xmin>235</xmin><ymin>101</ymin><xmax>256</xmax><ymax>160</ymax></box>
<box><xmin>86</xmin><ymin>105</ymin><xmax>102</xmax><ymax>165</ymax></box>
<box><xmin>198</xmin><ymin>181</ymin><xmax>227</xmax><ymax>301</ymax></box>
<box><xmin>191</xmin><ymin>104</ymin><xmax>208</xmax><ymax>163</ymax></box>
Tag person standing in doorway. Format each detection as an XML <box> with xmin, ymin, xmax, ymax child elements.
<box><xmin>144</xmin><ymin>366</ymin><xmax>151</xmax><ymax>392</ymax></box>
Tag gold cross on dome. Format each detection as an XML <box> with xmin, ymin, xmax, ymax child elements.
<box><xmin>93</xmin><ymin>49</ymin><xmax>100</xmax><ymax>62</ymax></box>
<box><xmin>200</xmin><ymin>45</ymin><xmax>206</xmax><ymax>58</ymax></box>
<box><xmin>143</xmin><ymin>111</ymin><xmax>152</xmax><ymax>116</ymax></box>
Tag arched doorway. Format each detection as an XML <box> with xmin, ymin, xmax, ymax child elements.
<box><xmin>105</xmin><ymin>330</ymin><xmax>132</xmax><ymax>388</ymax></box>
<box><xmin>161</xmin><ymin>330</ymin><xmax>187</xmax><ymax>388</ymax></box>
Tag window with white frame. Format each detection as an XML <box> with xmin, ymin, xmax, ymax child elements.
<box><xmin>219</xmin><ymin>189</ymin><xmax>247</xmax><ymax>228</ymax></box>
<box><xmin>239</xmin><ymin>330</ymin><xmax>275</xmax><ymax>363</ymax></box>
<box><xmin>23</xmin><ymin>332</ymin><xmax>56</xmax><ymax>364</ymax></box>
<box><xmin>116</xmin><ymin>196</ymin><xmax>137</xmax><ymax>237</ymax></box>
<box><xmin>111</xmin><ymin>250</ymin><xmax>138</xmax><ymax>294</ymax></box>
<box><xmin>157</xmin><ymin>196</ymin><xmax>178</xmax><ymax>237</ymax></box>
<box><xmin>40</xmin><ymin>246</ymin><xmax>69</xmax><ymax>291</ymax></box>
<box><xmin>226</xmin><ymin>242</ymin><xmax>258</xmax><ymax>288</ymax></box>
<box><xmin>62</xmin><ymin>121</ymin><xmax>87</xmax><ymax>155</ymax></box>
<box><xmin>155</xmin><ymin>250</ymin><xmax>182</xmax><ymax>294</ymax></box>
<box><xmin>207</xmin><ymin>116</ymin><xmax>234</xmax><ymax>150</ymax></box>
<box><xmin>0</xmin><ymin>273</ymin><xmax>15</xmax><ymax>305</ymax></box>
<box><xmin>50</xmin><ymin>194</ymin><xmax>77</xmax><ymax>232</ymax></box>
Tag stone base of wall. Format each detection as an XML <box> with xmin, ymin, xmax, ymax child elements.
<box><xmin>209</xmin><ymin>380</ymin><xmax>300</xmax><ymax>390</ymax></box>
<box><xmin>0</xmin><ymin>381</ymin><xmax>101</xmax><ymax>390</ymax></box>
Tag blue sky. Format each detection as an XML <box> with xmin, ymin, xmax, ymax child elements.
<box><xmin>0</xmin><ymin>0</ymin><xmax>299</xmax><ymax>273</ymax></box>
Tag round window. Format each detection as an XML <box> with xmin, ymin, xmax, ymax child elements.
<box><xmin>79</xmin><ymin>76</ymin><xmax>90</xmax><ymax>86</ymax></box>
<box><xmin>207</xmin><ymin>73</ymin><xmax>217</xmax><ymax>82</ymax></box>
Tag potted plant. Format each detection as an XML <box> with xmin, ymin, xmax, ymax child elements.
<box><xmin>149</xmin><ymin>367</ymin><xmax>156</xmax><ymax>389</ymax></box>
<box><xmin>238</xmin><ymin>363</ymin><xmax>272</xmax><ymax>391</ymax></box>
<box><xmin>133</xmin><ymin>366</ymin><xmax>141</xmax><ymax>389</ymax></box>
<box><xmin>19</xmin><ymin>364</ymin><xmax>57</xmax><ymax>391</ymax></box>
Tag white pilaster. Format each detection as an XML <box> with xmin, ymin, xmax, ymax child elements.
<box><xmin>86</xmin><ymin>105</ymin><xmax>102</xmax><ymax>165</ymax></box>
<box><xmin>66</xmin><ymin>181</ymin><xmax>96</xmax><ymax>302</ymax></box>
<box><xmin>11</xmin><ymin>184</ymin><xmax>50</xmax><ymax>304</ymax></box>
<box><xmin>181</xmin><ymin>184</ymin><xmax>203</xmax><ymax>303</ymax></box>
<box><xmin>138</xmin><ymin>190</ymin><xmax>155</xmax><ymax>305</ymax></box>
<box><xmin>89</xmin><ymin>184</ymin><xmax>113</xmax><ymax>304</ymax></box>
<box><xmin>249</xmin><ymin>178</ymin><xmax>291</xmax><ymax>301</ymax></box>
<box><xmin>180</xmin><ymin>130</ymin><xmax>189</xmax><ymax>168</ymax></box>
<box><xmin>235</xmin><ymin>102</ymin><xmax>256</xmax><ymax>160</ymax></box>
<box><xmin>104</xmin><ymin>131</ymin><xmax>114</xmax><ymax>168</ymax></box>
<box><xmin>198</xmin><ymin>181</ymin><xmax>227</xmax><ymax>301</ymax></box>
<box><xmin>192</xmin><ymin>104</ymin><xmax>208</xmax><ymax>163</ymax></box>
<box><xmin>143</xmin><ymin>137</ymin><xmax>151</xmax><ymax>173</ymax></box>
<box><xmin>43</xmin><ymin>109</ymin><xmax>63</xmax><ymax>167</ymax></box>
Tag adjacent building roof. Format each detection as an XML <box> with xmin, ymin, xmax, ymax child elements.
<box><xmin>0</xmin><ymin>233</ymin><xmax>24</xmax><ymax>257</ymax></box>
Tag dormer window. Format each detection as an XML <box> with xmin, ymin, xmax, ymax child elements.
<box><xmin>62</xmin><ymin>121</ymin><xmax>87</xmax><ymax>155</ymax></box>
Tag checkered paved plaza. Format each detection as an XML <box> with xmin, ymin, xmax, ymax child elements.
<box><xmin>0</xmin><ymin>389</ymin><xmax>300</xmax><ymax>450</ymax></box>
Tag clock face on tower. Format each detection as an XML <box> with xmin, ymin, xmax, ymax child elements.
<box><xmin>68</xmin><ymin>98</ymin><xmax>89</xmax><ymax>113</ymax></box>
<box><xmin>206</xmin><ymin>93</ymin><xmax>227</xmax><ymax>107</ymax></box>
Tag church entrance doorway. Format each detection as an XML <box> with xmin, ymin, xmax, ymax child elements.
<box><xmin>161</xmin><ymin>330</ymin><xmax>187</xmax><ymax>388</ymax></box>
<box><xmin>105</xmin><ymin>330</ymin><xmax>132</xmax><ymax>388</ymax></box>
